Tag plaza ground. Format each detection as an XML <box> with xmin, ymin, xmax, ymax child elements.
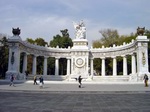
<box><xmin>0</xmin><ymin>80</ymin><xmax>150</xmax><ymax>112</ymax></box>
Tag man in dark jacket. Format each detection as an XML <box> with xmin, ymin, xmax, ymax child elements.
<box><xmin>144</xmin><ymin>74</ymin><xmax>149</xmax><ymax>87</ymax></box>
<box><xmin>78</xmin><ymin>75</ymin><xmax>82</xmax><ymax>88</ymax></box>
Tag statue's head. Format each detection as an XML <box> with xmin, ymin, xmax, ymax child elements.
<box><xmin>12</xmin><ymin>27</ymin><xmax>21</xmax><ymax>36</ymax></box>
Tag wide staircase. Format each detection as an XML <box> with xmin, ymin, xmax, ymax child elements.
<box><xmin>27</xmin><ymin>75</ymin><xmax>68</xmax><ymax>81</ymax></box>
<box><xmin>27</xmin><ymin>75</ymin><xmax>130</xmax><ymax>82</ymax></box>
<box><xmin>92</xmin><ymin>76</ymin><xmax>130</xmax><ymax>82</ymax></box>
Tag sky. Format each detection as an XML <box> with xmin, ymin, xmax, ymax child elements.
<box><xmin>0</xmin><ymin>0</ymin><xmax>150</xmax><ymax>46</ymax></box>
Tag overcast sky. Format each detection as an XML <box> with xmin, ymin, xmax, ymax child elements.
<box><xmin>0</xmin><ymin>0</ymin><xmax>150</xmax><ymax>45</ymax></box>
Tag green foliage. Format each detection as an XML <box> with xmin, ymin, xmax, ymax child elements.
<box><xmin>99</xmin><ymin>29</ymin><xmax>119</xmax><ymax>47</ymax></box>
<box><xmin>27</xmin><ymin>55</ymin><xmax>33</xmax><ymax>74</ymax></box>
<box><xmin>26</xmin><ymin>38</ymin><xmax>35</xmax><ymax>44</ymax></box>
<box><xmin>93</xmin><ymin>58</ymin><xmax>101</xmax><ymax>75</ymax></box>
<box><xmin>47</xmin><ymin>57</ymin><xmax>55</xmax><ymax>75</ymax></box>
<box><xmin>49</xmin><ymin>31</ymin><xmax>73</xmax><ymax>75</ymax></box>
<box><xmin>26</xmin><ymin>38</ymin><xmax>47</xmax><ymax>74</ymax></box>
<box><xmin>50</xmin><ymin>34</ymin><xmax>73</xmax><ymax>48</ymax></box>
<box><xmin>92</xmin><ymin>40</ymin><xmax>103</xmax><ymax>48</ymax></box>
<box><xmin>0</xmin><ymin>36</ymin><xmax>8</xmax><ymax>78</ymax></box>
<box><xmin>37</xmin><ymin>56</ymin><xmax>44</xmax><ymax>74</ymax></box>
<box><xmin>93</xmin><ymin>29</ymin><xmax>136</xmax><ymax>48</ymax></box>
<box><xmin>92</xmin><ymin>28</ymin><xmax>138</xmax><ymax>75</ymax></box>
<box><xmin>35</xmin><ymin>38</ymin><xmax>47</xmax><ymax>46</ymax></box>
<box><xmin>26</xmin><ymin>38</ymin><xmax>47</xmax><ymax>46</ymax></box>
<box><xmin>26</xmin><ymin>30</ymin><xmax>73</xmax><ymax>75</ymax></box>
<box><xmin>145</xmin><ymin>29</ymin><xmax>150</xmax><ymax>39</ymax></box>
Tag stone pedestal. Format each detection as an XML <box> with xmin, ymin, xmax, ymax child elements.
<box><xmin>136</xmin><ymin>36</ymin><xmax>149</xmax><ymax>80</ymax></box>
<box><xmin>70</xmin><ymin>39</ymin><xmax>89</xmax><ymax>79</ymax></box>
<box><xmin>6</xmin><ymin>35</ymin><xmax>23</xmax><ymax>80</ymax></box>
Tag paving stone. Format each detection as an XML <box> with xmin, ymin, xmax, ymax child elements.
<box><xmin>1</xmin><ymin>80</ymin><xmax>150</xmax><ymax>112</ymax></box>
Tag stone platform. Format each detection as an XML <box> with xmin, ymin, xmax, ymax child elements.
<box><xmin>0</xmin><ymin>80</ymin><xmax>150</xmax><ymax>92</ymax></box>
<box><xmin>0</xmin><ymin>80</ymin><xmax>150</xmax><ymax>112</ymax></box>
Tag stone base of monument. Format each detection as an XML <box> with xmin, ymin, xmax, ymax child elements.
<box><xmin>129</xmin><ymin>73</ymin><xmax>150</xmax><ymax>82</ymax></box>
<box><xmin>72</xmin><ymin>39</ymin><xmax>88</xmax><ymax>49</ymax></box>
<box><xmin>5</xmin><ymin>71</ymin><xmax>25</xmax><ymax>80</ymax></box>
<box><xmin>92</xmin><ymin>76</ymin><xmax>130</xmax><ymax>82</ymax></box>
<box><xmin>27</xmin><ymin>75</ymin><xmax>67</xmax><ymax>81</ymax></box>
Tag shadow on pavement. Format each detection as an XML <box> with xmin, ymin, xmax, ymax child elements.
<box><xmin>0</xmin><ymin>80</ymin><xmax>27</xmax><ymax>85</ymax></box>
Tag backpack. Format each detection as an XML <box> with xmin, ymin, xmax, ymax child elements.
<box><xmin>145</xmin><ymin>75</ymin><xmax>148</xmax><ymax>80</ymax></box>
<box><xmin>11</xmin><ymin>76</ymin><xmax>14</xmax><ymax>80</ymax></box>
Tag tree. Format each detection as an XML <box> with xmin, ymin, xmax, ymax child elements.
<box><xmin>26</xmin><ymin>38</ymin><xmax>35</xmax><ymax>44</ymax></box>
<box><xmin>26</xmin><ymin>38</ymin><xmax>47</xmax><ymax>74</ymax></box>
<box><xmin>99</xmin><ymin>29</ymin><xmax>119</xmax><ymax>47</ymax></box>
<box><xmin>49</xmin><ymin>29</ymin><xmax>73</xmax><ymax>75</ymax></box>
<box><xmin>0</xmin><ymin>36</ymin><xmax>8</xmax><ymax>78</ymax></box>
<box><xmin>35</xmin><ymin>38</ymin><xmax>48</xmax><ymax>46</ymax></box>
<box><xmin>50</xmin><ymin>29</ymin><xmax>73</xmax><ymax>48</ymax></box>
<box><xmin>92</xmin><ymin>29</ymin><xmax>136</xmax><ymax>75</ymax></box>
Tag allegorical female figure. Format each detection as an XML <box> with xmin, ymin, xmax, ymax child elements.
<box><xmin>73</xmin><ymin>20</ymin><xmax>86</xmax><ymax>39</ymax></box>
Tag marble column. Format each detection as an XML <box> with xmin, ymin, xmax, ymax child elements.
<box><xmin>32</xmin><ymin>55</ymin><xmax>37</xmax><ymax>75</ymax></box>
<box><xmin>90</xmin><ymin>58</ymin><xmax>94</xmax><ymax>77</ymax></box>
<box><xmin>123</xmin><ymin>55</ymin><xmax>127</xmax><ymax>76</ymax></box>
<box><xmin>131</xmin><ymin>53</ymin><xmax>136</xmax><ymax>74</ymax></box>
<box><xmin>113</xmin><ymin>57</ymin><xmax>117</xmax><ymax>76</ymax></box>
<box><xmin>23</xmin><ymin>53</ymin><xmax>27</xmax><ymax>74</ymax></box>
<box><xmin>7</xmin><ymin>48</ymin><xmax>12</xmax><ymax>71</ymax></box>
<box><xmin>55</xmin><ymin>57</ymin><xmax>59</xmax><ymax>76</ymax></box>
<box><xmin>6</xmin><ymin>40</ymin><xmax>21</xmax><ymax>79</ymax></box>
<box><xmin>101</xmin><ymin>57</ymin><xmax>105</xmax><ymax>76</ymax></box>
<box><xmin>67</xmin><ymin>58</ymin><xmax>71</xmax><ymax>75</ymax></box>
<box><xmin>43</xmin><ymin>56</ymin><xmax>48</xmax><ymax>76</ymax></box>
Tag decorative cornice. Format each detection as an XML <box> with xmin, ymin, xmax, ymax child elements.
<box><xmin>7</xmin><ymin>36</ymin><xmax>149</xmax><ymax>59</ymax></box>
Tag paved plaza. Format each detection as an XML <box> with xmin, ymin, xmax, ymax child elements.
<box><xmin>0</xmin><ymin>80</ymin><xmax>150</xmax><ymax>112</ymax></box>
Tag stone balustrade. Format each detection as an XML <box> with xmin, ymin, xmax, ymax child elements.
<box><xmin>5</xmin><ymin>35</ymin><xmax>150</xmax><ymax>82</ymax></box>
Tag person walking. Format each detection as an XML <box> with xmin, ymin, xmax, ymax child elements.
<box><xmin>144</xmin><ymin>74</ymin><xmax>149</xmax><ymax>87</ymax></box>
<box><xmin>78</xmin><ymin>75</ymin><xmax>82</xmax><ymax>88</ymax></box>
<box><xmin>39</xmin><ymin>76</ymin><xmax>44</xmax><ymax>89</ymax></box>
<box><xmin>10</xmin><ymin>74</ymin><xmax>15</xmax><ymax>86</ymax></box>
<box><xmin>33</xmin><ymin>75</ymin><xmax>38</xmax><ymax>85</ymax></box>
<box><xmin>25</xmin><ymin>71</ymin><xmax>28</xmax><ymax>80</ymax></box>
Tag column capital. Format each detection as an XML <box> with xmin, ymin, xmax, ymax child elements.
<box><xmin>44</xmin><ymin>56</ymin><xmax>49</xmax><ymax>58</ymax></box>
<box><xmin>121</xmin><ymin>55</ymin><xmax>127</xmax><ymax>58</ymax></box>
<box><xmin>100</xmin><ymin>57</ymin><xmax>106</xmax><ymax>59</ymax></box>
<box><xmin>23</xmin><ymin>52</ymin><xmax>29</xmax><ymax>55</ymax></box>
<box><xmin>111</xmin><ymin>56</ymin><xmax>116</xmax><ymax>59</ymax></box>
<box><xmin>55</xmin><ymin>57</ymin><xmax>60</xmax><ymax>59</ymax></box>
<box><xmin>90</xmin><ymin>57</ymin><xmax>94</xmax><ymax>60</ymax></box>
<box><xmin>66</xmin><ymin>57</ymin><xmax>71</xmax><ymax>59</ymax></box>
<box><xmin>130</xmin><ymin>52</ymin><xmax>136</xmax><ymax>56</ymax></box>
<box><xmin>33</xmin><ymin>54</ymin><xmax>38</xmax><ymax>57</ymax></box>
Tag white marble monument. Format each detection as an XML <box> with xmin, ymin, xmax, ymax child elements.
<box><xmin>70</xmin><ymin>20</ymin><xmax>89</xmax><ymax>80</ymax></box>
<box><xmin>5</xmin><ymin>25</ymin><xmax>150</xmax><ymax>82</ymax></box>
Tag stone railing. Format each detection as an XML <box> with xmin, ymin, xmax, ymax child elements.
<box><xmin>90</xmin><ymin>39</ymin><xmax>136</xmax><ymax>58</ymax></box>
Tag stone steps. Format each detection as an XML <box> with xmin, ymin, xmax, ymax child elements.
<box><xmin>26</xmin><ymin>75</ymin><xmax>68</xmax><ymax>81</ymax></box>
<box><xmin>92</xmin><ymin>76</ymin><xmax>130</xmax><ymax>82</ymax></box>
